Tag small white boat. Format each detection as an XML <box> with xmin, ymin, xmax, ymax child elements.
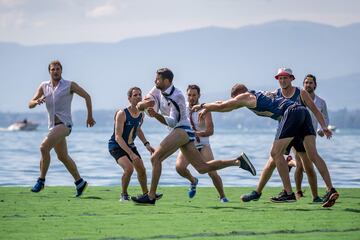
<box><xmin>328</xmin><ymin>125</ymin><xmax>337</xmax><ymax>131</ymax></box>
<box><xmin>7</xmin><ymin>119</ymin><xmax>39</xmax><ymax>131</ymax></box>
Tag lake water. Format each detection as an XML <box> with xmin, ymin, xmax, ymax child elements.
<box><xmin>0</xmin><ymin>126</ymin><xmax>359</xmax><ymax>188</ymax></box>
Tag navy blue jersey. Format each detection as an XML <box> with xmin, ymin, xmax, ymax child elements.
<box><xmin>108</xmin><ymin>108</ymin><xmax>143</xmax><ymax>150</ymax></box>
<box><xmin>275</xmin><ymin>87</ymin><xmax>304</xmax><ymax>106</ymax></box>
<box><xmin>248</xmin><ymin>90</ymin><xmax>299</xmax><ymax>120</ymax></box>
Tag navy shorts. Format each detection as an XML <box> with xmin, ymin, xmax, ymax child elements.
<box><xmin>109</xmin><ymin>146</ymin><xmax>141</xmax><ymax>162</ymax></box>
<box><xmin>285</xmin><ymin>137</ymin><xmax>306</xmax><ymax>154</ymax></box>
<box><xmin>276</xmin><ymin>105</ymin><xmax>316</xmax><ymax>140</ymax></box>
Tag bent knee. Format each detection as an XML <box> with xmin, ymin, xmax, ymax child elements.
<box><xmin>123</xmin><ymin>166</ymin><xmax>134</xmax><ymax>175</ymax></box>
<box><xmin>208</xmin><ymin>171</ymin><xmax>218</xmax><ymax>178</ymax></box>
<box><xmin>40</xmin><ymin>143</ymin><xmax>50</xmax><ymax>154</ymax></box>
<box><xmin>197</xmin><ymin>166</ymin><xmax>208</xmax><ymax>174</ymax></box>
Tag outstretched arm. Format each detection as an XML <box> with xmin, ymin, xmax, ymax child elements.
<box><xmin>193</xmin><ymin>92</ymin><xmax>255</xmax><ymax>119</ymax></box>
<box><xmin>71</xmin><ymin>82</ymin><xmax>96</xmax><ymax>127</ymax></box>
<box><xmin>28</xmin><ymin>85</ymin><xmax>45</xmax><ymax>109</ymax></box>
<box><xmin>193</xmin><ymin>92</ymin><xmax>254</xmax><ymax>113</ymax></box>
<box><xmin>301</xmin><ymin>90</ymin><xmax>332</xmax><ymax>138</ymax></box>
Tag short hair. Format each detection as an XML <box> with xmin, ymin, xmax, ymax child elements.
<box><xmin>231</xmin><ymin>83</ymin><xmax>248</xmax><ymax>98</ymax></box>
<box><xmin>156</xmin><ymin>68</ymin><xmax>174</xmax><ymax>82</ymax></box>
<box><xmin>303</xmin><ymin>74</ymin><xmax>317</xmax><ymax>90</ymax></box>
<box><xmin>127</xmin><ymin>87</ymin><xmax>142</xmax><ymax>97</ymax></box>
<box><xmin>48</xmin><ymin>60</ymin><xmax>62</xmax><ymax>72</ymax></box>
<box><xmin>187</xmin><ymin>84</ymin><xmax>201</xmax><ymax>95</ymax></box>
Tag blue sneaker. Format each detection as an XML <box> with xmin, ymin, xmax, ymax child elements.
<box><xmin>188</xmin><ymin>178</ymin><xmax>198</xmax><ymax>198</ymax></box>
<box><xmin>31</xmin><ymin>178</ymin><xmax>45</xmax><ymax>193</ymax></box>
<box><xmin>241</xmin><ymin>190</ymin><xmax>261</xmax><ymax>202</ymax></box>
<box><xmin>75</xmin><ymin>180</ymin><xmax>88</xmax><ymax>197</ymax></box>
<box><xmin>131</xmin><ymin>193</ymin><xmax>155</xmax><ymax>205</ymax></box>
<box><xmin>220</xmin><ymin>197</ymin><xmax>229</xmax><ymax>203</ymax></box>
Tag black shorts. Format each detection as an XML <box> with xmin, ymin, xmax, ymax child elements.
<box><xmin>285</xmin><ymin>137</ymin><xmax>305</xmax><ymax>155</ymax></box>
<box><xmin>109</xmin><ymin>146</ymin><xmax>141</xmax><ymax>162</ymax></box>
<box><xmin>276</xmin><ymin>105</ymin><xmax>316</xmax><ymax>140</ymax></box>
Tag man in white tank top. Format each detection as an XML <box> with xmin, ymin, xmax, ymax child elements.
<box><xmin>293</xmin><ymin>74</ymin><xmax>331</xmax><ymax>198</ymax></box>
<box><xmin>28</xmin><ymin>60</ymin><xmax>96</xmax><ymax>197</ymax></box>
<box><xmin>176</xmin><ymin>85</ymin><xmax>229</xmax><ymax>202</ymax></box>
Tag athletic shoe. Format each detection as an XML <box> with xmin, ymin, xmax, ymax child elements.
<box><xmin>188</xmin><ymin>177</ymin><xmax>198</xmax><ymax>198</ymax></box>
<box><xmin>75</xmin><ymin>180</ymin><xmax>88</xmax><ymax>197</ymax></box>
<box><xmin>295</xmin><ymin>190</ymin><xmax>304</xmax><ymax>199</ymax></box>
<box><xmin>120</xmin><ymin>193</ymin><xmax>130</xmax><ymax>202</ymax></box>
<box><xmin>131</xmin><ymin>193</ymin><xmax>155</xmax><ymax>205</ymax></box>
<box><xmin>238</xmin><ymin>152</ymin><xmax>256</xmax><ymax>176</ymax></box>
<box><xmin>322</xmin><ymin>188</ymin><xmax>339</xmax><ymax>208</ymax></box>
<box><xmin>312</xmin><ymin>196</ymin><xmax>323</xmax><ymax>203</ymax></box>
<box><xmin>155</xmin><ymin>193</ymin><xmax>163</xmax><ymax>200</ymax></box>
<box><xmin>220</xmin><ymin>197</ymin><xmax>229</xmax><ymax>203</ymax></box>
<box><xmin>270</xmin><ymin>191</ymin><xmax>296</xmax><ymax>203</ymax></box>
<box><xmin>31</xmin><ymin>178</ymin><xmax>45</xmax><ymax>193</ymax></box>
<box><xmin>241</xmin><ymin>190</ymin><xmax>261</xmax><ymax>202</ymax></box>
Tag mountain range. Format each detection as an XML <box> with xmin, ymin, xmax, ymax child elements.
<box><xmin>1</xmin><ymin>20</ymin><xmax>359</xmax><ymax>112</ymax></box>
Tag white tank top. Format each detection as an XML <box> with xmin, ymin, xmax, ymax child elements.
<box><xmin>42</xmin><ymin>79</ymin><xmax>73</xmax><ymax>129</ymax></box>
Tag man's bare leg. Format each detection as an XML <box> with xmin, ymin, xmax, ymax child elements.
<box><xmin>116</xmin><ymin>156</ymin><xmax>134</xmax><ymax>196</ymax></box>
<box><xmin>270</xmin><ymin>138</ymin><xmax>294</xmax><ymax>194</ymax></box>
<box><xmin>148</xmin><ymin>128</ymin><xmax>190</xmax><ymax>199</ymax></box>
<box><xmin>256</xmin><ymin>157</ymin><xmax>276</xmax><ymax>194</ymax></box>
<box><xmin>296</xmin><ymin>152</ymin><xmax>319</xmax><ymax>199</ymax></box>
<box><xmin>303</xmin><ymin>135</ymin><xmax>333</xmax><ymax>190</ymax></box>
<box><xmin>294</xmin><ymin>152</ymin><xmax>304</xmax><ymax>194</ymax></box>
<box><xmin>39</xmin><ymin>124</ymin><xmax>70</xmax><ymax>179</ymax></box>
<box><xmin>175</xmin><ymin>152</ymin><xmax>197</xmax><ymax>184</ymax></box>
<box><xmin>54</xmin><ymin>137</ymin><xmax>81</xmax><ymax>181</ymax></box>
<box><xmin>201</xmin><ymin>145</ymin><xmax>226</xmax><ymax>199</ymax></box>
<box><xmin>132</xmin><ymin>158</ymin><xmax>149</xmax><ymax>194</ymax></box>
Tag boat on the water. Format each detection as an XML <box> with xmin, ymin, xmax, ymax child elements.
<box><xmin>7</xmin><ymin>119</ymin><xmax>39</xmax><ymax>131</ymax></box>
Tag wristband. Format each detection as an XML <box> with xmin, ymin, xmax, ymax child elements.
<box><xmin>144</xmin><ymin>141</ymin><xmax>150</xmax><ymax>146</ymax></box>
<box><xmin>200</xmin><ymin>103</ymin><xmax>206</xmax><ymax>109</ymax></box>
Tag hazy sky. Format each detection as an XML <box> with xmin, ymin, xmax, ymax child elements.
<box><xmin>1</xmin><ymin>0</ymin><xmax>360</xmax><ymax>45</ymax></box>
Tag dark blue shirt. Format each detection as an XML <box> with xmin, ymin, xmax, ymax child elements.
<box><xmin>248</xmin><ymin>90</ymin><xmax>299</xmax><ymax>120</ymax></box>
<box><xmin>108</xmin><ymin>108</ymin><xmax>143</xmax><ymax>150</ymax></box>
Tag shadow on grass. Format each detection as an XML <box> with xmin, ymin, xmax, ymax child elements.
<box><xmin>344</xmin><ymin>208</ymin><xmax>360</xmax><ymax>213</ymax></box>
<box><xmin>80</xmin><ymin>196</ymin><xmax>103</xmax><ymax>200</ymax></box>
<box><xmin>99</xmin><ymin>228</ymin><xmax>360</xmax><ymax>240</ymax></box>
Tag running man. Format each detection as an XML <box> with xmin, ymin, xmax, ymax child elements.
<box><xmin>132</xmin><ymin>68</ymin><xmax>256</xmax><ymax>205</ymax></box>
<box><xmin>108</xmin><ymin>87</ymin><xmax>159</xmax><ymax>201</ymax></box>
<box><xmin>176</xmin><ymin>84</ymin><xmax>229</xmax><ymax>202</ymax></box>
<box><xmin>193</xmin><ymin>72</ymin><xmax>338</xmax><ymax>207</ymax></box>
<box><xmin>28</xmin><ymin>60</ymin><xmax>95</xmax><ymax>197</ymax></box>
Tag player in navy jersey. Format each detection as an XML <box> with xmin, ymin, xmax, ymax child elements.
<box><xmin>108</xmin><ymin>87</ymin><xmax>159</xmax><ymax>201</ymax></box>
<box><xmin>193</xmin><ymin>69</ymin><xmax>338</xmax><ymax>207</ymax></box>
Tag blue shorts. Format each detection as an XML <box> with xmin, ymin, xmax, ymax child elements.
<box><xmin>109</xmin><ymin>146</ymin><xmax>141</xmax><ymax>163</ymax></box>
<box><xmin>276</xmin><ymin>105</ymin><xmax>316</xmax><ymax>140</ymax></box>
<box><xmin>175</xmin><ymin>125</ymin><xmax>195</xmax><ymax>142</ymax></box>
<box><xmin>285</xmin><ymin>137</ymin><xmax>306</xmax><ymax>154</ymax></box>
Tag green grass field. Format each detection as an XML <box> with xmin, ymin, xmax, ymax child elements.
<box><xmin>1</xmin><ymin>186</ymin><xmax>359</xmax><ymax>240</ymax></box>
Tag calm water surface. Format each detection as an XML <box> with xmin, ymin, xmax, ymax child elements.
<box><xmin>0</xmin><ymin>126</ymin><xmax>359</xmax><ymax>188</ymax></box>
